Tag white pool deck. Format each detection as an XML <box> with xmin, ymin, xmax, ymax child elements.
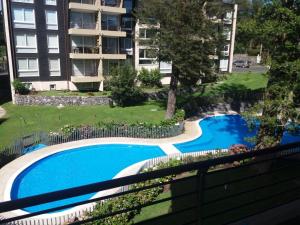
<box><xmin>0</xmin><ymin>111</ymin><xmax>237</xmax><ymax>223</ymax></box>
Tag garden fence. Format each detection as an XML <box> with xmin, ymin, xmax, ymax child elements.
<box><xmin>0</xmin><ymin>123</ymin><xmax>184</xmax><ymax>169</ymax></box>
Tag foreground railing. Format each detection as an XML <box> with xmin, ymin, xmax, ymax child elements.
<box><xmin>0</xmin><ymin>142</ymin><xmax>300</xmax><ymax>225</ymax></box>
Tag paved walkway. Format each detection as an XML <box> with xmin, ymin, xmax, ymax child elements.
<box><xmin>0</xmin><ymin>106</ymin><xmax>6</xmax><ymax>119</ymax></box>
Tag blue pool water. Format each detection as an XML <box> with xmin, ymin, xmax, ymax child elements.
<box><xmin>11</xmin><ymin>144</ymin><xmax>165</xmax><ymax>213</ymax></box>
<box><xmin>175</xmin><ymin>115</ymin><xmax>300</xmax><ymax>153</ymax></box>
<box><xmin>10</xmin><ymin>115</ymin><xmax>300</xmax><ymax>213</ymax></box>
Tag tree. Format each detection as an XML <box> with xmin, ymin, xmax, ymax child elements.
<box><xmin>110</xmin><ymin>64</ymin><xmax>146</xmax><ymax>107</ymax></box>
<box><xmin>136</xmin><ymin>0</ymin><xmax>225</xmax><ymax>119</ymax></box>
<box><xmin>244</xmin><ymin>0</ymin><xmax>300</xmax><ymax>149</ymax></box>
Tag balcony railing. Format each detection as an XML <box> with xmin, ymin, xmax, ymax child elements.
<box><xmin>70</xmin><ymin>22</ymin><xmax>97</xmax><ymax>29</ymax></box>
<box><xmin>102</xmin><ymin>47</ymin><xmax>120</xmax><ymax>54</ymax></box>
<box><xmin>101</xmin><ymin>24</ymin><xmax>120</xmax><ymax>31</ymax></box>
<box><xmin>0</xmin><ymin>142</ymin><xmax>300</xmax><ymax>225</ymax></box>
<box><xmin>101</xmin><ymin>0</ymin><xmax>120</xmax><ymax>7</ymax></box>
<box><xmin>72</xmin><ymin>46</ymin><xmax>99</xmax><ymax>54</ymax></box>
<box><xmin>70</xmin><ymin>0</ymin><xmax>96</xmax><ymax>4</ymax></box>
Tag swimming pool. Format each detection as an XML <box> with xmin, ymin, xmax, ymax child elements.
<box><xmin>6</xmin><ymin>114</ymin><xmax>300</xmax><ymax>215</ymax></box>
<box><xmin>176</xmin><ymin>115</ymin><xmax>300</xmax><ymax>153</ymax></box>
<box><xmin>11</xmin><ymin>144</ymin><xmax>165</xmax><ymax>213</ymax></box>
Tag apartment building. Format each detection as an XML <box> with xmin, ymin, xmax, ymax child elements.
<box><xmin>2</xmin><ymin>0</ymin><xmax>237</xmax><ymax>97</ymax></box>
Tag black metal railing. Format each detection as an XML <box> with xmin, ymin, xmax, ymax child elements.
<box><xmin>0</xmin><ymin>142</ymin><xmax>300</xmax><ymax>225</ymax></box>
<box><xmin>70</xmin><ymin>0</ymin><xmax>96</xmax><ymax>4</ymax></box>
<box><xmin>0</xmin><ymin>123</ymin><xmax>184</xmax><ymax>169</ymax></box>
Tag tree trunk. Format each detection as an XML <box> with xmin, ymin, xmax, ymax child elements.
<box><xmin>165</xmin><ymin>71</ymin><xmax>178</xmax><ymax>119</ymax></box>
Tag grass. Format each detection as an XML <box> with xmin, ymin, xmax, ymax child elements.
<box><xmin>220</xmin><ymin>72</ymin><xmax>268</xmax><ymax>90</ymax></box>
<box><xmin>203</xmin><ymin>72</ymin><xmax>268</xmax><ymax>94</ymax></box>
<box><xmin>0</xmin><ymin>72</ymin><xmax>267</xmax><ymax>148</ymax></box>
<box><xmin>0</xmin><ymin>102</ymin><xmax>165</xmax><ymax>148</ymax></box>
<box><xmin>133</xmin><ymin>159</ymin><xmax>300</xmax><ymax>225</ymax></box>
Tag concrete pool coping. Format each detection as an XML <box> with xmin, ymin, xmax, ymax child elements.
<box><xmin>0</xmin><ymin>111</ymin><xmax>237</xmax><ymax>222</ymax></box>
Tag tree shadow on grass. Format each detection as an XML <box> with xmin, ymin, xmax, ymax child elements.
<box><xmin>0</xmin><ymin>118</ymin><xmax>7</xmax><ymax>126</ymax></box>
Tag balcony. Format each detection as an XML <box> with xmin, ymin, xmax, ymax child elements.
<box><xmin>1</xmin><ymin>142</ymin><xmax>300</xmax><ymax>225</ymax></box>
<box><xmin>101</xmin><ymin>0</ymin><xmax>121</xmax><ymax>7</ymax></box>
<box><xmin>101</xmin><ymin>15</ymin><xmax>126</xmax><ymax>36</ymax></box>
<box><xmin>71</xmin><ymin>75</ymin><xmax>102</xmax><ymax>83</ymax></box>
<box><xmin>69</xmin><ymin>22</ymin><xmax>99</xmax><ymax>35</ymax></box>
<box><xmin>72</xmin><ymin>46</ymin><xmax>99</xmax><ymax>54</ymax></box>
<box><xmin>69</xmin><ymin>0</ymin><xmax>99</xmax><ymax>12</ymax></box>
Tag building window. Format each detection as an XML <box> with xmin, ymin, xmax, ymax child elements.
<box><xmin>47</xmin><ymin>34</ymin><xmax>59</xmax><ymax>53</ymax></box>
<box><xmin>12</xmin><ymin>7</ymin><xmax>35</xmax><ymax>29</ymax></box>
<box><xmin>15</xmin><ymin>33</ymin><xmax>37</xmax><ymax>53</ymax></box>
<box><xmin>101</xmin><ymin>14</ymin><xmax>120</xmax><ymax>31</ymax></box>
<box><xmin>70</xmin><ymin>12</ymin><xmax>96</xmax><ymax>29</ymax></box>
<box><xmin>50</xmin><ymin>84</ymin><xmax>56</xmax><ymax>90</ymax></box>
<box><xmin>72</xmin><ymin>60</ymin><xmax>97</xmax><ymax>76</ymax></box>
<box><xmin>123</xmin><ymin>0</ymin><xmax>133</xmax><ymax>13</ymax></box>
<box><xmin>121</xmin><ymin>17</ymin><xmax>134</xmax><ymax>31</ymax></box>
<box><xmin>120</xmin><ymin>37</ymin><xmax>132</xmax><ymax>55</ymax></box>
<box><xmin>45</xmin><ymin>0</ymin><xmax>56</xmax><ymax>5</ymax></box>
<box><xmin>12</xmin><ymin>0</ymin><xmax>34</xmax><ymax>3</ymax></box>
<box><xmin>102</xmin><ymin>37</ymin><xmax>119</xmax><ymax>54</ymax></box>
<box><xmin>71</xmin><ymin>36</ymin><xmax>97</xmax><ymax>54</ymax></box>
<box><xmin>139</xmin><ymin>29</ymin><xmax>156</xmax><ymax>39</ymax></box>
<box><xmin>17</xmin><ymin>58</ymin><xmax>39</xmax><ymax>77</ymax></box>
<box><xmin>49</xmin><ymin>58</ymin><xmax>60</xmax><ymax>76</ymax></box>
<box><xmin>45</xmin><ymin>10</ymin><xmax>58</xmax><ymax>30</ymax></box>
<box><xmin>139</xmin><ymin>49</ymin><xmax>157</xmax><ymax>65</ymax></box>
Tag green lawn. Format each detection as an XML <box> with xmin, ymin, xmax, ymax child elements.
<box><xmin>220</xmin><ymin>72</ymin><xmax>268</xmax><ymax>90</ymax></box>
<box><xmin>205</xmin><ymin>72</ymin><xmax>268</xmax><ymax>95</ymax></box>
<box><xmin>195</xmin><ymin>72</ymin><xmax>268</xmax><ymax>96</ymax></box>
<box><xmin>0</xmin><ymin>102</ymin><xmax>165</xmax><ymax>148</ymax></box>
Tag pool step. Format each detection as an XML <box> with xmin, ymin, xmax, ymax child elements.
<box><xmin>159</xmin><ymin>144</ymin><xmax>181</xmax><ymax>155</ymax></box>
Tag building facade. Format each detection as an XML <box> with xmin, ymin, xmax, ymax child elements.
<box><xmin>2</xmin><ymin>0</ymin><xmax>237</xmax><ymax>98</ymax></box>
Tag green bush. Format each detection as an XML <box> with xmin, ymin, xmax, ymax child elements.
<box><xmin>294</xmin><ymin>83</ymin><xmax>300</xmax><ymax>105</ymax></box>
<box><xmin>110</xmin><ymin>64</ymin><xmax>146</xmax><ymax>107</ymax></box>
<box><xmin>12</xmin><ymin>79</ymin><xmax>29</xmax><ymax>95</ymax></box>
<box><xmin>138</xmin><ymin>68</ymin><xmax>162</xmax><ymax>88</ymax></box>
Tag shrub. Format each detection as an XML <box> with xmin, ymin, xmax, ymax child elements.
<box><xmin>160</xmin><ymin>109</ymin><xmax>185</xmax><ymax>126</ymax></box>
<box><xmin>110</xmin><ymin>64</ymin><xmax>146</xmax><ymax>107</ymax></box>
<box><xmin>294</xmin><ymin>83</ymin><xmax>300</xmax><ymax>105</ymax></box>
<box><xmin>12</xmin><ymin>79</ymin><xmax>29</xmax><ymax>95</ymax></box>
<box><xmin>138</xmin><ymin>68</ymin><xmax>162</xmax><ymax>88</ymax></box>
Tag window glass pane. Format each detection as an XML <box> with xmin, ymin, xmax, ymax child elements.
<box><xmin>46</xmin><ymin>10</ymin><xmax>58</xmax><ymax>29</ymax></box>
<box><xmin>49</xmin><ymin>59</ymin><xmax>59</xmax><ymax>70</ymax></box>
<box><xmin>26</xmin><ymin>34</ymin><xmax>36</xmax><ymax>47</ymax></box>
<box><xmin>16</xmin><ymin>34</ymin><xmax>26</xmax><ymax>46</ymax></box>
<box><xmin>28</xmin><ymin>59</ymin><xmax>37</xmax><ymax>69</ymax></box>
<box><xmin>12</xmin><ymin>0</ymin><xmax>34</xmax><ymax>2</ymax></box>
<box><xmin>46</xmin><ymin>11</ymin><xmax>57</xmax><ymax>23</ymax></box>
<box><xmin>17</xmin><ymin>59</ymin><xmax>28</xmax><ymax>70</ymax></box>
<box><xmin>24</xmin><ymin>9</ymin><xmax>34</xmax><ymax>22</ymax></box>
<box><xmin>71</xmin><ymin>36</ymin><xmax>82</xmax><ymax>47</ymax></box>
<box><xmin>48</xmin><ymin>34</ymin><xmax>59</xmax><ymax>52</ymax></box>
<box><xmin>139</xmin><ymin>49</ymin><xmax>145</xmax><ymax>58</ymax></box>
<box><xmin>45</xmin><ymin>0</ymin><xmax>56</xmax><ymax>5</ymax></box>
<box><xmin>13</xmin><ymin>8</ymin><xmax>24</xmax><ymax>21</ymax></box>
<box><xmin>85</xmin><ymin>37</ymin><xmax>95</xmax><ymax>46</ymax></box>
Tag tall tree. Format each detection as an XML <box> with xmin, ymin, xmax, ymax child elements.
<box><xmin>244</xmin><ymin>0</ymin><xmax>300</xmax><ymax>149</ymax></box>
<box><xmin>136</xmin><ymin>0</ymin><xmax>225</xmax><ymax>119</ymax></box>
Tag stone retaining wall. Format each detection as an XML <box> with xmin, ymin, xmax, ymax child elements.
<box><xmin>14</xmin><ymin>94</ymin><xmax>112</xmax><ymax>106</ymax></box>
